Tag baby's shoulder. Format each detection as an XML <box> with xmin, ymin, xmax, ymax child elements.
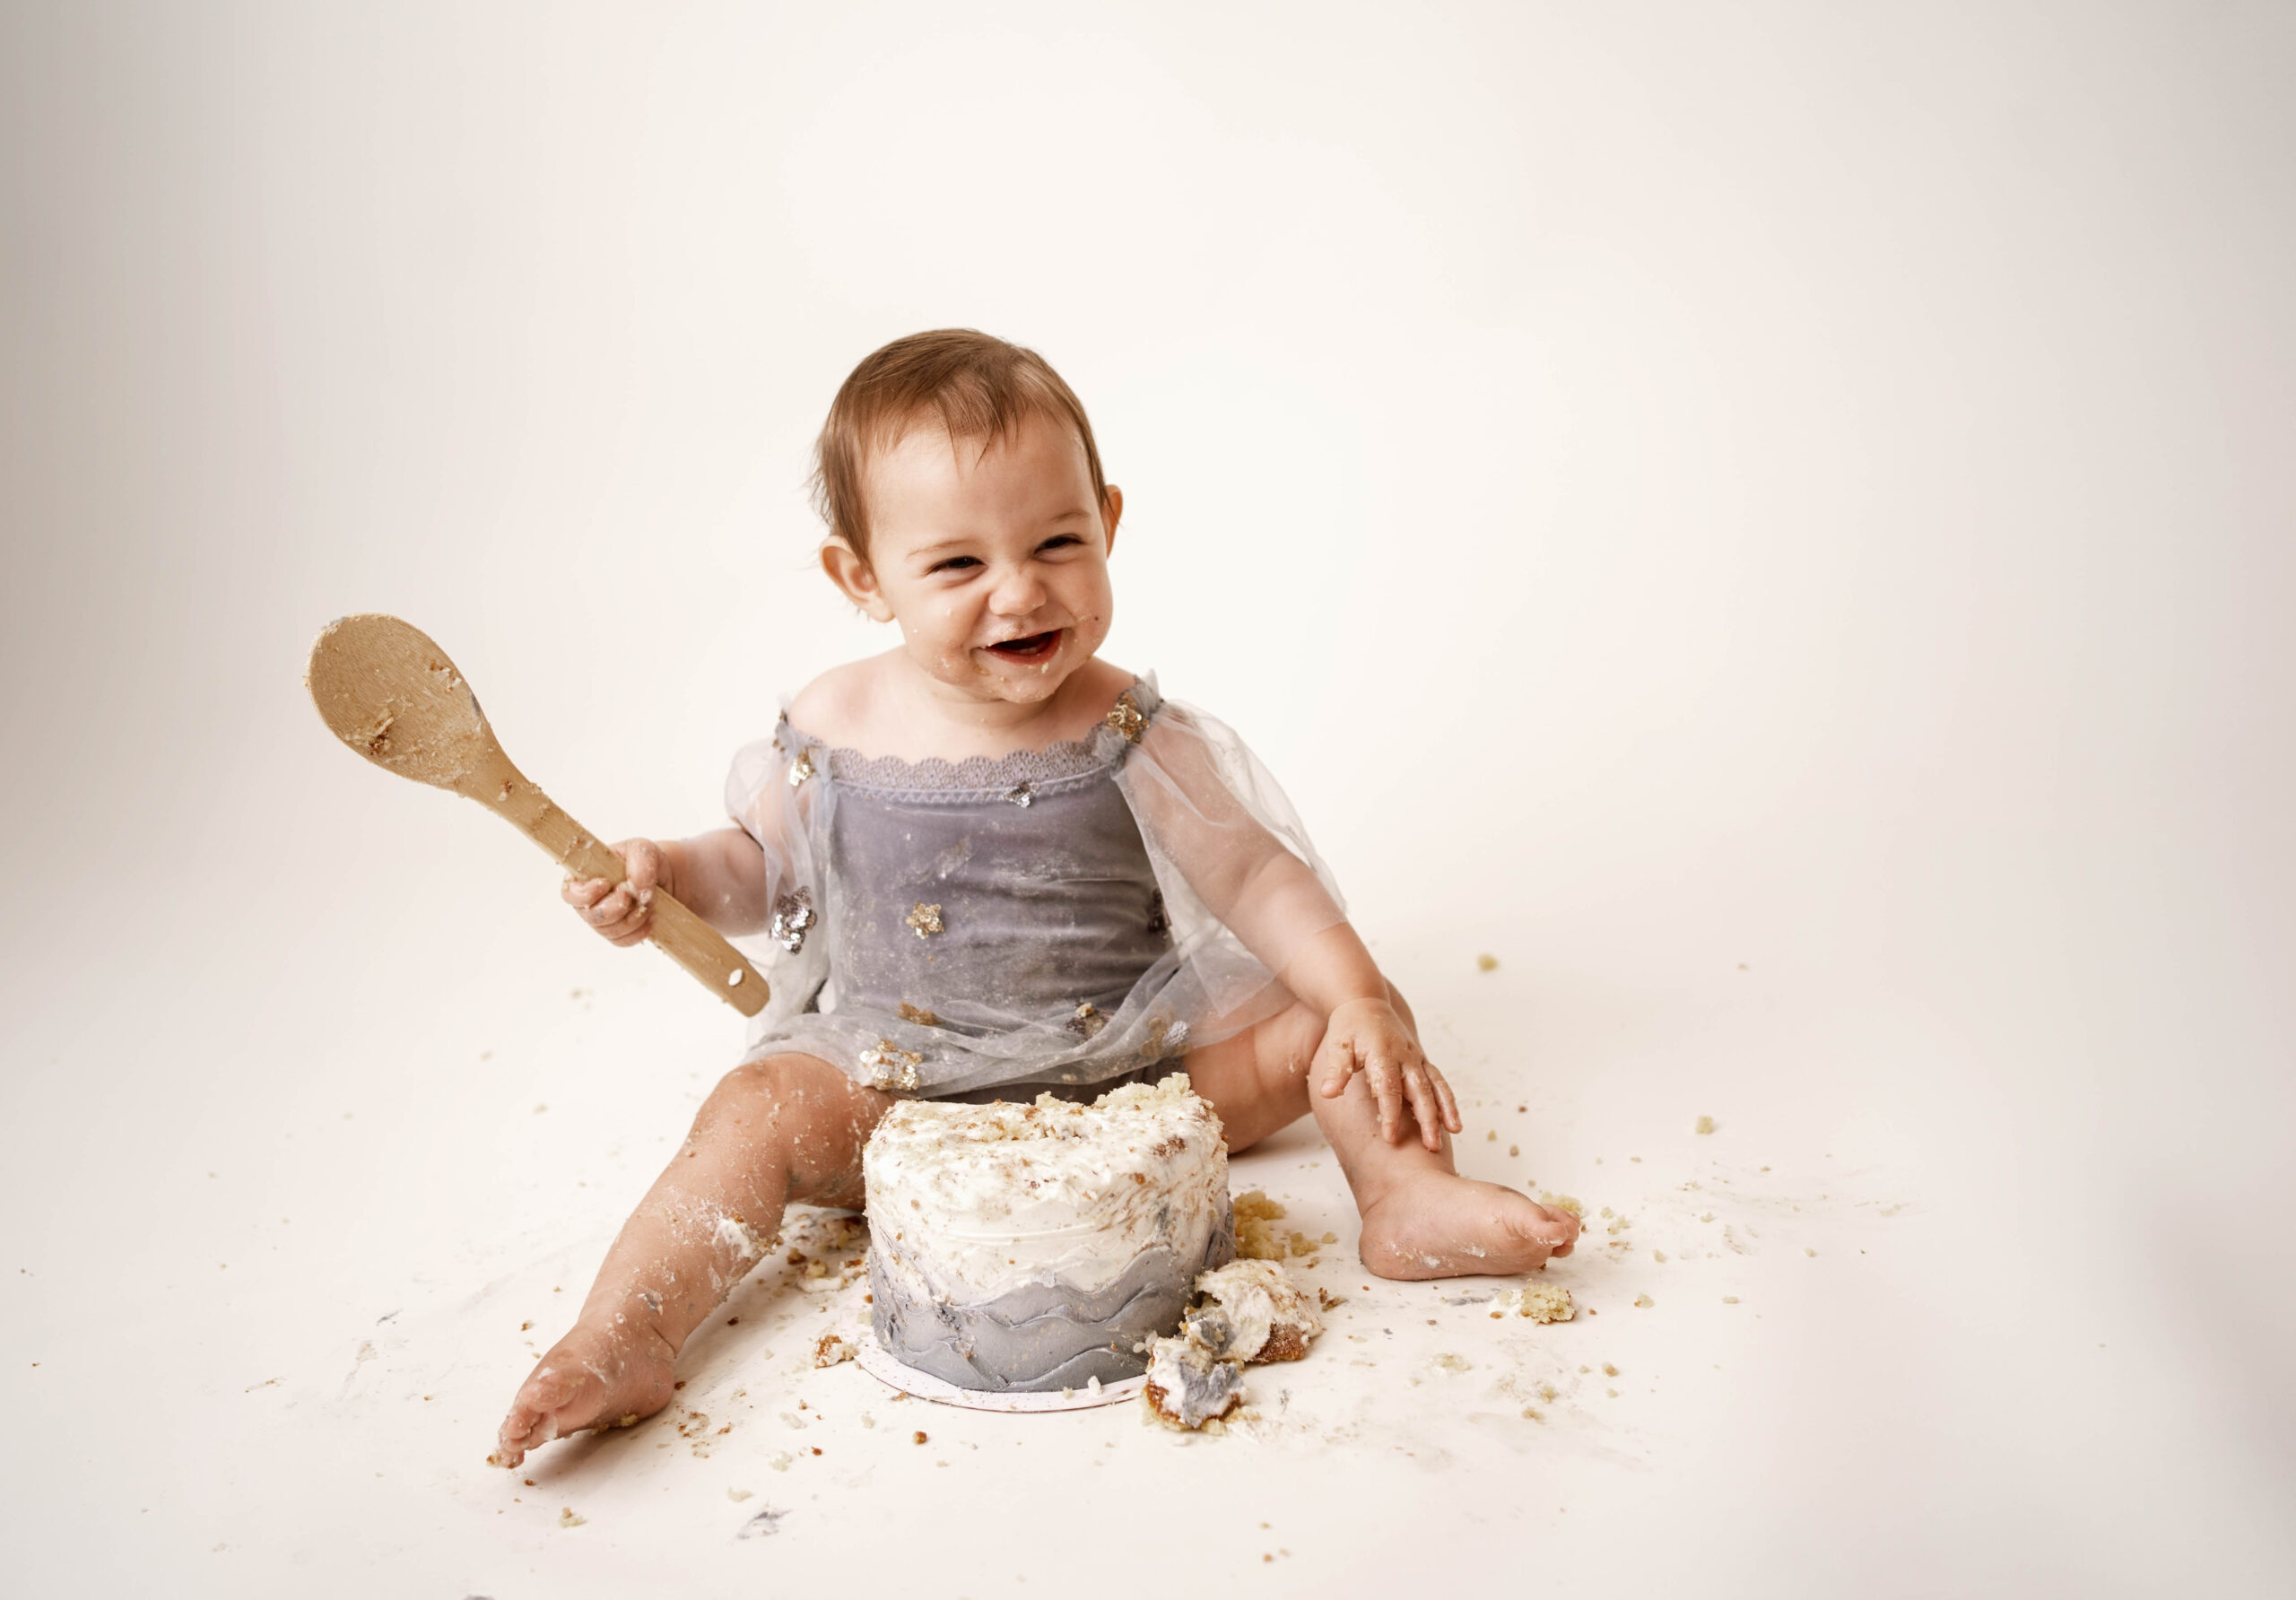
<box><xmin>783</xmin><ymin>658</ymin><xmax>879</xmax><ymax>746</ymax></box>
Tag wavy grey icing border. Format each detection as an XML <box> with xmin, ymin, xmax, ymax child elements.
<box><xmin>870</xmin><ymin>1199</ymin><xmax>1237</xmax><ymax>1392</ymax></box>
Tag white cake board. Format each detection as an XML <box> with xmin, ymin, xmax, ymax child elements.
<box><xmin>852</xmin><ymin>1330</ymin><xmax>1146</xmax><ymax>1413</ymax></box>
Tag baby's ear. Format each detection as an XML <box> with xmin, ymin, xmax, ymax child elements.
<box><xmin>820</xmin><ymin>540</ymin><xmax>893</xmax><ymax>622</ymax></box>
<box><xmin>1100</xmin><ymin>484</ymin><xmax>1124</xmax><ymax>554</ymax></box>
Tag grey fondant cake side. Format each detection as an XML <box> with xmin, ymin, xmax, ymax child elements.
<box><xmin>872</xmin><ymin>1197</ymin><xmax>1236</xmax><ymax>1392</ymax></box>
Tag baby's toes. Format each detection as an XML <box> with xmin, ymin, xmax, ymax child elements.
<box><xmin>498</xmin><ymin>1366</ymin><xmax>581</xmax><ymax>1455</ymax></box>
<box><xmin>1494</xmin><ymin>1197</ymin><xmax>1575</xmax><ymax>1264</ymax></box>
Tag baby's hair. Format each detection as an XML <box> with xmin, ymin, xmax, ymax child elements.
<box><xmin>811</xmin><ymin>329</ymin><xmax>1109</xmax><ymax>562</ymax></box>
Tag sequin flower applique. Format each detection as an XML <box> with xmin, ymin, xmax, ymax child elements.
<box><xmin>858</xmin><ymin>1039</ymin><xmax>924</xmax><ymax>1092</ymax></box>
<box><xmin>1104</xmin><ymin>691</ymin><xmax>1146</xmax><ymax>743</ymax></box>
<box><xmin>905</xmin><ymin>902</ymin><xmax>944</xmax><ymax>938</ymax></box>
<box><xmin>770</xmin><ymin>887</ymin><xmax>817</xmax><ymax>953</ymax></box>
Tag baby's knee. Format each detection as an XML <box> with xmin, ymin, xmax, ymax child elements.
<box><xmin>699</xmin><ymin>1054</ymin><xmax>816</xmax><ymax>1128</ymax></box>
<box><xmin>1259</xmin><ymin>1003</ymin><xmax>1325</xmax><ymax>1088</ymax></box>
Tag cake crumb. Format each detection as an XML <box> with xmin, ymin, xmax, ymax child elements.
<box><xmin>727</xmin><ymin>1488</ymin><xmax>752</xmax><ymax>1502</ymax></box>
<box><xmin>1492</xmin><ymin>1283</ymin><xmax>1574</xmax><ymax>1323</ymax></box>
<box><xmin>812</xmin><ymin>1333</ymin><xmax>855</xmax><ymax>1369</ymax></box>
<box><xmin>1633</xmin><ymin>1293</ymin><xmax>1654</xmax><ymax>1309</ymax></box>
<box><xmin>1653</xmin><ymin>1250</ymin><xmax>1667</xmax><ymax>1263</ymax></box>
<box><xmin>1537</xmin><ymin>1191</ymin><xmax>1585</xmax><ymax>1216</ymax></box>
<box><xmin>912</xmin><ymin>1430</ymin><xmax>928</xmax><ymax>1445</ymax></box>
<box><xmin>1521</xmin><ymin>1406</ymin><xmax>1544</xmax><ymax>1422</ymax></box>
<box><xmin>1602</xmin><ymin>1362</ymin><xmax>1618</xmax><ymax>1377</ymax></box>
<box><xmin>558</xmin><ymin>1508</ymin><xmax>586</xmax><ymax>1528</ymax></box>
<box><xmin>1232</xmin><ymin>1190</ymin><xmax>1289</xmax><ymax>1259</ymax></box>
<box><xmin>1805</xmin><ymin>1247</ymin><xmax>1816</xmax><ymax>1257</ymax></box>
<box><xmin>1722</xmin><ymin>1296</ymin><xmax>1740</xmax><ymax>1304</ymax></box>
<box><xmin>1695</xmin><ymin>1115</ymin><xmax>1717</xmax><ymax>1135</ymax></box>
<box><xmin>1476</xmin><ymin>953</ymin><xmax>1499</xmax><ymax>971</ymax></box>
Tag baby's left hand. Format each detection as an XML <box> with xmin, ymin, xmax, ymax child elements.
<box><xmin>1312</xmin><ymin>997</ymin><xmax>1465</xmax><ymax>1151</ymax></box>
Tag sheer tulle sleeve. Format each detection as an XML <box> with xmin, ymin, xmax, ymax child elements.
<box><xmin>1114</xmin><ymin>686</ymin><xmax>1348</xmax><ymax>1025</ymax></box>
<box><xmin>719</xmin><ymin>715</ymin><xmax>837</xmax><ymax>1043</ymax></box>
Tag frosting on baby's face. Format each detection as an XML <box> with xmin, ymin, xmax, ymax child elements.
<box><xmin>823</xmin><ymin>411</ymin><xmax>1121</xmax><ymax>710</ymax></box>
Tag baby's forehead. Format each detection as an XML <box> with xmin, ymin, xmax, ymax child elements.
<box><xmin>865</xmin><ymin>410</ymin><xmax>1094</xmax><ymax>505</ymax></box>
<box><xmin>871</xmin><ymin>406</ymin><xmax>1087</xmax><ymax>473</ymax></box>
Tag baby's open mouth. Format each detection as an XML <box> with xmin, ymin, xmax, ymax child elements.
<box><xmin>985</xmin><ymin>630</ymin><xmax>1062</xmax><ymax>663</ymax></box>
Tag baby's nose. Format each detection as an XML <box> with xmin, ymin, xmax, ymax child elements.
<box><xmin>989</xmin><ymin>566</ymin><xmax>1047</xmax><ymax>616</ymax></box>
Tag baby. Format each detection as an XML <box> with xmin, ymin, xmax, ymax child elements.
<box><xmin>495</xmin><ymin>330</ymin><xmax>1578</xmax><ymax>1466</ymax></box>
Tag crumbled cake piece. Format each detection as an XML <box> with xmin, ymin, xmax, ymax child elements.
<box><xmin>1493</xmin><ymin>1282</ymin><xmax>1574</xmax><ymax>1323</ymax></box>
<box><xmin>1191</xmin><ymin>1258</ymin><xmax>1323</xmax><ymax>1363</ymax></box>
<box><xmin>1695</xmin><ymin>1115</ymin><xmax>1716</xmax><ymax>1135</ymax></box>
<box><xmin>1143</xmin><ymin>1334</ymin><xmax>1244</xmax><ymax>1430</ymax></box>
<box><xmin>1232</xmin><ymin>1189</ymin><xmax>1289</xmax><ymax>1260</ymax></box>
<box><xmin>812</xmin><ymin>1333</ymin><xmax>856</xmax><ymax>1369</ymax></box>
<box><xmin>1633</xmin><ymin>1293</ymin><xmax>1654</xmax><ymax>1309</ymax></box>
<box><xmin>1537</xmin><ymin>1191</ymin><xmax>1585</xmax><ymax>1216</ymax></box>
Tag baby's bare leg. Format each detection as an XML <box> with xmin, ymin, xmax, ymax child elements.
<box><xmin>492</xmin><ymin>1053</ymin><xmax>891</xmax><ymax>1468</ymax></box>
<box><xmin>1187</xmin><ymin>994</ymin><xmax>1579</xmax><ymax>1280</ymax></box>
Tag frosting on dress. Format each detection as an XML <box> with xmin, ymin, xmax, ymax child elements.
<box><xmin>720</xmin><ymin>675</ymin><xmax>1344</xmax><ymax>1099</ymax></box>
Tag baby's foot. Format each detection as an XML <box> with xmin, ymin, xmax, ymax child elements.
<box><xmin>491</xmin><ymin>1314</ymin><xmax>676</xmax><ymax>1469</ymax></box>
<box><xmin>1357</xmin><ymin>1170</ymin><xmax>1580</xmax><ymax>1280</ymax></box>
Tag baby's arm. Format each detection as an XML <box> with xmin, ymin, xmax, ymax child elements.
<box><xmin>1129</xmin><ymin>718</ymin><xmax>1463</xmax><ymax>1148</ymax></box>
<box><xmin>562</xmin><ymin>828</ymin><xmax>774</xmax><ymax>944</ymax></box>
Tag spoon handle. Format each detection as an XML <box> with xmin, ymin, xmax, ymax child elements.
<box><xmin>480</xmin><ymin>761</ymin><xmax>769</xmax><ymax>1018</ymax></box>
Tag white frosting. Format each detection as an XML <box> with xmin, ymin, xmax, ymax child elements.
<box><xmin>865</xmin><ymin>1074</ymin><xmax>1226</xmax><ymax>1303</ymax></box>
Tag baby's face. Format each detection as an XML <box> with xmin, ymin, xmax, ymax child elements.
<box><xmin>831</xmin><ymin>411</ymin><xmax>1119</xmax><ymax>706</ymax></box>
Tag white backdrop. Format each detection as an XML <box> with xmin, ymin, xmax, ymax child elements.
<box><xmin>4</xmin><ymin>4</ymin><xmax>2292</xmax><ymax>1595</ymax></box>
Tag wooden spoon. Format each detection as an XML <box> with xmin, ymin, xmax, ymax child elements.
<box><xmin>306</xmin><ymin>613</ymin><xmax>768</xmax><ymax>1017</ymax></box>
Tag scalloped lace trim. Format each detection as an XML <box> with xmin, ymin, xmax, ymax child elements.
<box><xmin>822</xmin><ymin>735</ymin><xmax>1115</xmax><ymax>793</ymax></box>
<box><xmin>781</xmin><ymin>681</ymin><xmax>1160</xmax><ymax>796</ymax></box>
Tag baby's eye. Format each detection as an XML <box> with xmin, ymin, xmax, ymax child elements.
<box><xmin>1037</xmin><ymin>535</ymin><xmax>1083</xmax><ymax>554</ymax></box>
<box><xmin>930</xmin><ymin>555</ymin><xmax>983</xmax><ymax>574</ymax></box>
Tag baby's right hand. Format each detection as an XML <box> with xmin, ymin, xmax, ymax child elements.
<box><xmin>561</xmin><ymin>839</ymin><xmax>671</xmax><ymax>947</ymax></box>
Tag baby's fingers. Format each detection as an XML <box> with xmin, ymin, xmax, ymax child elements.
<box><xmin>1363</xmin><ymin>1051</ymin><xmax>1405</xmax><ymax>1144</ymax></box>
<box><xmin>1400</xmin><ymin>1059</ymin><xmax>1445</xmax><ymax>1152</ymax></box>
<box><xmin>1422</xmin><ymin>1060</ymin><xmax>1464</xmax><ymax>1135</ymax></box>
<box><xmin>615</xmin><ymin>839</ymin><xmax>664</xmax><ymax>895</ymax></box>
<box><xmin>1312</xmin><ymin>1036</ymin><xmax>1359</xmax><ymax>1100</ymax></box>
<box><xmin>561</xmin><ymin>874</ymin><xmax>613</xmax><ymax>909</ymax></box>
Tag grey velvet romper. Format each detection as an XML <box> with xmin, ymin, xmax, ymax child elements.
<box><xmin>722</xmin><ymin>676</ymin><xmax>1346</xmax><ymax>1101</ymax></box>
